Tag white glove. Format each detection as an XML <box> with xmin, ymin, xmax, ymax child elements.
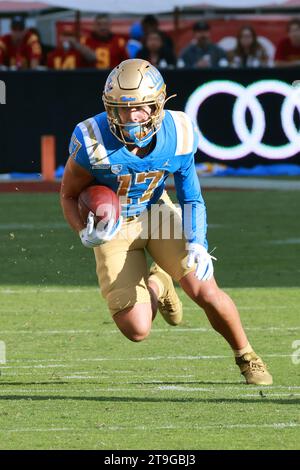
<box><xmin>79</xmin><ymin>211</ymin><xmax>123</xmax><ymax>248</ymax></box>
<box><xmin>186</xmin><ymin>243</ymin><xmax>216</xmax><ymax>281</ymax></box>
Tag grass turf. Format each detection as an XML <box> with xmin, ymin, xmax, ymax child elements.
<box><xmin>0</xmin><ymin>190</ymin><xmax>299</xmax><ymax>450</ymax></box>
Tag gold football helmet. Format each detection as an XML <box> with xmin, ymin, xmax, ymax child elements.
<box><xmin>103</xmin><ymin>59</ymin><xmax>167</xmax><ymax>147</ymax></box>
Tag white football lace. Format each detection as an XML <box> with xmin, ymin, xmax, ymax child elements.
<box><xmin>209</xmin><ymin>246</ymin><xmax>217</xmax><ymax>261</ymax></box>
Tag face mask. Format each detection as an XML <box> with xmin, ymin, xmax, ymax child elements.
<box><xmin>123</xmin><ymin>123</ymin><xmax>153</xmax><ymax>148</ymax></box>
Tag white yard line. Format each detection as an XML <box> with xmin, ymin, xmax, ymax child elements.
<box><xmin>98</xmin><ymin>423</ymin><xmax>300</xmax><ymax>431</ymax></box>
<box><xmin>1</xmin><ymin>371</ymin><xmax>195</xmax><ymax>379</ymax></box>
<box><xmin>0</xmin><ymin>330</ymin><xmax>97</xmax><ymax>335</ymax></box>
<box><xmin>1</xmin><ymin>428</ymin><xmax>74</xmax><ymax>433</ymax></box>
<box><xmin>0</xmin><ymin>353</ymin><xmax>295</xmax><ymax>369</ymax></box>
<box><xmin>0</xmin><ymin>325</ymin><xmax>299</xmax><ymax>335</ymax></box>
<box><xmin>0</xmin><ymin>378</ymin><xmax>299</xmax><ymax>391</ymax></box>
<box><xmin>0</xmin><ymin>386</ymin><xmax>299</xmax><ymax>395</ymax></box>
<box><xmin>0</xmin><ymin>288</ymin><xmax>97</xmax><ymax>294</ymax></box>
<box><xmin>185</xmin><ymin>306</ymin><xmax>290</xmax><ymax>311</ymax></box>
<box><xmin>1</xmin><ymin>364</ymin><xmax>69</xmax><ymax>369</ymax></box>
<box><xmin>243</xmin><ymin>393</ymin><xmax>300</xmax><ymax>397</ymax></box>
<box><xmin>59</xmin><ymin>376</ymin><xmax>100</xmax><ymax>379</ymax></box>
<box><xmin>156</xmin><ymin>386</ymin><xmax>300</xmax><ymax>394</ymax></box>
<box><xmin>0</xmin><ymin>423</ymin><xmax>299</xmax><ymax>433</ymax></box>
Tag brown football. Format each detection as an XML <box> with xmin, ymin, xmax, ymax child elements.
<box><xmin>78</xmin><ymin>185</ymin><xmax>121</xmax><ymax>226</ymax></box>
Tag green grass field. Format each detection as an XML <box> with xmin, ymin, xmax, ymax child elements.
<box><xmin>0</xmin><ymin>189</ymin><xmax>299</xmax><ymax>450</ymax></box>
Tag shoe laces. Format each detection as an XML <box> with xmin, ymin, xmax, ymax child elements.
<box><xmin>160</xmin><ymin>297</ymin><xmax>173</xmax><ymax>310</ymax></box>
<box><xmin>249</xmin><ymin>358</ymin><xmax>266</xmax><ymax>373</ymax></box>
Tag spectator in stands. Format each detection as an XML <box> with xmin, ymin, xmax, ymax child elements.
<box><xmin>0</xmin><ymin>16</ymin><xmax>42</xmax><ymax>69</ymax></box>
<box><xmin>228</xmin><ymin>26</ymin><xmax>269</xmax><ymax>68</ymax></box>
<box><xmin>127</xmin><ymin>22</ymin><xmax>143</xmax><ymax>59</ymax></box>
<box><xmin>179</xmin><ymin>21</ymin><xmax>228</xmax><ymax>68</ymax></box>
<box><xmin>63</xmin><ymin>14</ymin><xmax>128</xmax><ymax>69</ymax></box>
<box><xmin>137</xmin><ymin>31</ymin><xmax>176</xmax><ymax>68</ymax></box>
<box><xmin>47</xmin><ymin>33</ymin><xmax>85</xmax><ymax>69</ymax></box>
<box><xmin>29</xmin><ymin>27</ymin><xmax>54</xmax><ymax>67</ymax></box>
<box><xmin>141</xmin><ymin>15</ymin><xmax>174</xmax><ymax>56</ymax></box>
<box><xmin>275</xmin><ymin>18</ymin><xmax>300</xmax><ymax>66</ymax></box>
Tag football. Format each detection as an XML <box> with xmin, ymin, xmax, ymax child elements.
<box><xmin>78</xmin><ymin>185</ymin><xmax>121</xmax><ymax>226</ymax></box>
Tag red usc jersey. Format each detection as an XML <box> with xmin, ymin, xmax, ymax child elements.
<box><xmin>47</xmin><ymin>48</ymin><xmax>85</xmax><ymax>69</ymax></box>
<box><xmin>80</xmin><ymin>33</ymin><xmax>128</xmax><ymax>69</ymax></box>
<box><xmin>275</xmin><ymin>37</ymin><xmax>300</xmax><ymax>62</ymax></box>
<box><xmin>0</xmin><ymin>31</ymin><xmax>42</xmax><ymax>68</ymax></box>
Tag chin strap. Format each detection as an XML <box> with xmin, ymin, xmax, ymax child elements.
<box><xmin>123</xmin><ymin>123</ymin><xmax>153</xmax><ymax>148</ymax></box>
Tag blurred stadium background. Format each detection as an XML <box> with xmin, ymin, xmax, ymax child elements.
<box><xmin>0</xmin><ymin>0</ymin><xmax>299</xmax><ymax>451</ymax></box>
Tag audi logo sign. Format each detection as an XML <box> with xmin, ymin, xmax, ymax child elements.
<box><xmin>185</xmin><ymin>79</ymin><xmax>300</xmax><ymax>160</ymax></box>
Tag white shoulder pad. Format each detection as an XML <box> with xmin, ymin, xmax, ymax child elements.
<box><xmin>168</xmin><ymin>110</ymin><xmax>194</xmax><ymax>156</ymax></box>
<box><xmin>78</xmin><ymin>117</ymin><xmax>109</xmax><ymax>165</ymax></box>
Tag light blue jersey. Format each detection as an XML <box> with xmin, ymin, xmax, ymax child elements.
<box><xmin>69</xmin><ymin>110</ymin><xmax>207</xmax><ymax>247</ymax></box>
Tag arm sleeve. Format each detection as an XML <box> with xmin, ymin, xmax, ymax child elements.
<box><xmin>173</xmin><ymin>129</ymin><xmax>208</xmax><ymax>248</ymax></box>
<box><xmin>68</xmin><ymin>125</ymin><xmax>91</xmax><ymax>172</ymax></box>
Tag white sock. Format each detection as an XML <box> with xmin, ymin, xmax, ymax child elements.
<box><xmin>233</xmin><ymin>342</ymin><xmax>253</xmax><ymax>358</ymax></box>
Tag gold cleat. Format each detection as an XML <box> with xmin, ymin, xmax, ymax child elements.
<box><xmin>149</xmin><ymin>263</ymin><xmax>183</xmax><ymax>326</ymax></box>
<box><xmin>236</xmin><ymin>352</ymin><xmax>273</xmax><ymax>385</ymax></box>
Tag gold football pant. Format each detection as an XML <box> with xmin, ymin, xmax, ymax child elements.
<box><xmin>94</xmin><ymin>191</ymin><xmax>194</xmax><ymax>315</ymax></box>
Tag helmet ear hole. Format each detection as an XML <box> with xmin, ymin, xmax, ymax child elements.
<box><xmin>103</xmin><ymin>59</ymin><xmax>166</xmax><ymax>145</ymax></box>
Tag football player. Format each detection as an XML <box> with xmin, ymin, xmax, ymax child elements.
<box><xmin>61</xmin><ymin>59</ymin><xmax>272</xmax><ymax>385</ymax></box>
